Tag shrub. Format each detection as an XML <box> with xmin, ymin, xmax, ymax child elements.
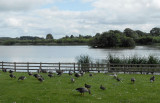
<box><xmin>76</xmin><ymin>55</ymin><xmax>92</xmax><ymax>72</ymax></box>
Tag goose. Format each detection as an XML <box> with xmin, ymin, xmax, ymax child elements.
<box><xmin>33</xmin><ymin>74</ymin><xmax>41</xmax><ymax>78</ymax></box>
<box><xmin>150</xmin><ymin>76</ymin><xmax>155</xmax><ymax>82</ymax></box>
<box><xmin>85</xmin><ymin>83</ymin><xmax>91</xmax><ymax>89</ymax></box>
<box><xmin>9</xmin><ymin>70</ymin><xmax>14</xmax><ymax>73</ymax></box>
<box><xmin>37</xmin><ymin>77</ymin><xmax>44</xmax><ymax>82</ymax></box>
<box><xmin>76</xmin><ymin>87</ymin><xmax>91</xmax><ymax>95</ymax></box>
<box><xmin>48</xmin><ymin>73</ymin><xmax>54</xmax><ymax>78</ymax></box>
<box><xmin>89</xmin><ymin>73</ymin><xmax>93</xmax><ymax>77</ymax></box>
<box><xmin>56</xmin><ymin>70</ymin><xmax>63</xmax><ymax>76</ymax></box>
<box><xmin>75</xmin><ymin>73</ymin><xmax>81</xmax><ymax>78</ymax></box>
<box><xmin>18</xmin><ymin>76</ymin><xmax>26</xmax><ymax>80</ymax></box>
<box><xmin>28</xmin><ymin>72</ymin><xmax>33</xmax><ymax>76</ymax></box>
<box><xmin>71</xmin><ymin>78</ymin><xmax>75</xmax><ymax>83</ymax></box>
<box><xmin>116</xmin><ymin>77</ymin><xmax>121</xmax><ymax>82</ymax></box>
<box><xmin>131</xmin><ymin>78</ymin><xmax>135</xmax><ymax>83</ymax></box>
<box><xmin>100</xmin><ymin>85</ymin><xmax>106</xmax><ymax>90</ymax></box>
<box><xmin>80</xmin><ymin>71</ymin><xmax>85</xmax><ymax>76</ymax></box>
<box><xmin>9</xmin><ymin>74</ymin><xmax>16</xmax><ymax>78</ymax></box>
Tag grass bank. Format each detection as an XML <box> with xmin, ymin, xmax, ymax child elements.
<box><xmin>0</xmin><ymin>72</ymin><xmax>160</xmax><ymax>103</ymax></box>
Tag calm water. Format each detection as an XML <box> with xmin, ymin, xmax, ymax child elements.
<box><xmin>0</xmin><ymin>45</ymin><xmax>160</xmax><ymax>63</ymax></box>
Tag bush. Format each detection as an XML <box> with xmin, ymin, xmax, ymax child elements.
<box><xmin>76</xmin><ymin>55</ymin><xmax>92</xmax><ymax>72</ymax></box>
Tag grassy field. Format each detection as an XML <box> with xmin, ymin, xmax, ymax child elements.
<box><xmin>0</xmin><ymin>72</ymin><xmax>160</xmax><ymax>103</ymax></box>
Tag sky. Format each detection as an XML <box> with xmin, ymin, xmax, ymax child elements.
<box><xmin>0</xmin><ymin>0</ymin><xmax>160</xmax><ymax>38</ymax></box>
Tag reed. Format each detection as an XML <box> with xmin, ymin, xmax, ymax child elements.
<box><xmin>107</xmin><ymin>54</ymin><xmax>160</xmax><ymax>64</ymax></box>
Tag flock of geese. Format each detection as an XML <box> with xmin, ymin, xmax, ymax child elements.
<box><xmin>2</xmin><ymin>68</ymin><xmax>156</xmax><ymax>95</ymax></box>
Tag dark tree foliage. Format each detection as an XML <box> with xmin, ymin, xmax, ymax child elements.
<box><xmin>150</xmin><ymin>27</ymin><xmax>160</xmax><ymax>36</ymax></box>
<box><xmin>89</xmin><ymin>30</ymin><xmax>135</xmax><ymax>48</ymax></box>
<box><xmin>121</xmin><ymin>37</ymin><xmax>135</xmax><ymax>47</ymax></box>
<box><xmin>124</xmin><ymin>28</ymin><xmax>139</xmax><ymax>40</ymax></box>
<box><xmin>46</xmin><ymin>34</ymin><xmax>53</xmax><ymax>40</ymax></box>
<box><xmin>20</xmin><ymin>36</ymin><xmax>43</xmax><ymax>40</ymax></box>
<box><xmin>135</xmin><ymin>30</ymin><xmax>147</xmax><ymax>37</ymax></box>
<box><xmin>137</xmin><ymin>36</ymin><xmax>153</xmax><ymax>45</ymax></box>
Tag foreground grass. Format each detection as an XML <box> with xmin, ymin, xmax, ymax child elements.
<box><xmin>0</xmin><ymin>72</ymin><xmax>160</xmax><ymax>103</ymax></box>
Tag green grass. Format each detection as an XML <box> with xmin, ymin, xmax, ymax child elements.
<box><xmin>0</xmin><ymin>72</ymin><xmax>160</xmax><ymax>103</ymax></box>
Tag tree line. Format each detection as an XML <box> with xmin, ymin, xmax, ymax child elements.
<box><xmin>90</xmin><ymin>27</ymin><xmax>160</xmax><ymax>48</ymax></box>
<box><xmin>1</xmin><ymin>27</ymin><xmax>160</xmax><ymax>47</ymax></box>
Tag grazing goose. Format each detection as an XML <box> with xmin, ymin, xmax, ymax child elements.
<box><xmin>100</xmin><ymin>85</ymin><xmax>106</xmax><ymax>90</ymax></box>
<box><xmin>150</xmin><ymin>76</ymin><xmax>155</xmax><ymax>82</ymax></box>
<box><xmin>116</xmin><ymin>77</ymin><xmax>121</xmax><ymax>82</ymax></box>
<box><xmin>71</xmin><ymin>78</ymin><xmax>75</xmax><ymax>83</ymax></box>
<box><xmin>9</xmin><ymin>74</ymin><xmax>16</xmax><ymax>78</ymax></box>
<box><xmin>69</xmin><ymin>71</ymin><xmax>73</xmax><ymax>76</ymax></box>
<box><xmin>48</xmin><ymin>73</ymin><xmax>54</xmax><ymax>78</ymax></box>
<box><xmin>76</xmin><ymin>87</ymin><xmax>91</xmax><ymax>95</ymax></box>
<box><xmin>18</xmin><ymin>76</ymin><xmax>26</xmax><ymax>80</ymax></box>
<box><xmin>80</xmin><ymin>71</ymin><xmax>85</xmax><ymax>76</ymax></box>
<box><xmin>85</xmin><ymin>83</ymin><xmax>91</xmax><ymax>89</ymax></box>
<box><xmin>28</xmin><ymin>72</ymin><xmax>33</xmax><ymax>76</ymax></box>
<box><xmin>89</xmin><ymin>73</ymin><xmax>93</xmax><ymax>77</ymax></box>
<box><xmin>75</xmin><ymin>73</ymin><xmax>81</xmax><ymax>78</ymax></box>
<box><xmin>131</xmin><ymin>78</ymin><xmax>136</xmax><ymax>83</ymax></box>
<box><xmin>9</xmin><ymin>70</ymin><xmax>14</xmax><ymax>73</ymax></box>
<box><xmin>37</xmin><ymin>77</ymin><xmax>44</xmax><ymax>82</ymax></box>
<box><xmin>56</xmin><ymin>70</ymin><xmax>63</xmax><ymax>76</ymax></box>
<box><xmin>33</xmin><ymin>74</ymin><xmax>41</xmax><ymax>78</ymax></box>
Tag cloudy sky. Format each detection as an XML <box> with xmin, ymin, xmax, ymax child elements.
<box><xmin>0</xmin><ymin>0</ymin><xmax>160</xmax><ymax>38</ymax></box>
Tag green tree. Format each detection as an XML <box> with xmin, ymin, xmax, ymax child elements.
<box><xmin>124</xmin><ymin>28</ymin><xmax>139</xmax><ymax>39</ymax></box>
<box><xmin>150</xmin><ymin>27</ymin><xmax>160</xmax><ymax>36</ymax></box>
<box><xmin>46</xmin><ymin>34</ymin><xmax>53</xmax><ymax>40</ymax></box>
<box><xmin>135</xmin><ymin>30</ymin><xmax>146</xmax><ymax>37</ymax></box>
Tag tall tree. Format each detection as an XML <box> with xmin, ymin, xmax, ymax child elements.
<box><xmin>150</xmin><ymin>27</ymin><xmax>160</xmax><ymax>36</ymax></box>
<box><xmin>46</xmin><ymin>34</ymin><xmax>53</xmax><ymax>40</ymax></box>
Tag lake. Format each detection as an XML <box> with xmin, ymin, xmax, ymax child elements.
<box><xmin>0</xmin><ymin>45</ymin><xmax>160</xmax><ymax>63</ymax></box>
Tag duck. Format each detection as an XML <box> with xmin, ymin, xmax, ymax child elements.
<box><xmin>131</xmin><ymin>78</ymin><xmax>135</xmax><ymax>83</ymax></box>
<box><xmin>9</xmin><ymin>74</ymin><xmax>16</xmax><ymax>78</ymax></box>
<box><xmin>76</xmin><ymin>87</ymin><xmax>91</xmax><ymax>95</ymax></box>
<box><xmin>100</xmin><ymin>85</ymin><xmax>106</xmax><ymax>90</ymax></box>
<box><xmin>18</xmin><ymin>76</ymin><xmax>26</xmax><ymax>80</ymax></box>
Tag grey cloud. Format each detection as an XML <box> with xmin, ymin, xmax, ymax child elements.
<box><xmin>0</xmin><ymin>0</ymin><xmax>160</xmax><ymax>38</ymax></box>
